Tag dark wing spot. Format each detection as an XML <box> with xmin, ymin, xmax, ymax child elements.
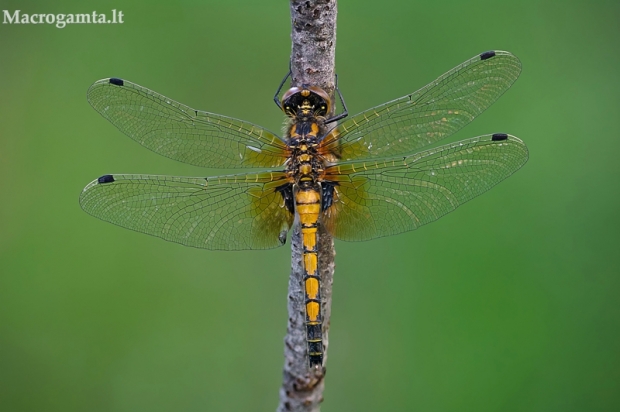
<box><xmin>492</xmin><ymin>133</ymin><xmax>508</xmax><ymax>141</ymax></box>
<box><xmin>97</xmin><ymin>174</ymin><xmax>115</xmax><ymax>184</ymax></box>
<box><xmin>109</xmin><ymin>78</ymin><xmax>124</xmax><ymax>86</ymax></box>
<box><xmin>480</xmin><ymin>51</ymin><xmax>496</xmax><ymax>60</ymax></box>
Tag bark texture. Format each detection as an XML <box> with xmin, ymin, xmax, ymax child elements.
<box><xmin>277</xmin><ymin>1</ymin><xmax>337</xmax><ymax>411</ymax></box>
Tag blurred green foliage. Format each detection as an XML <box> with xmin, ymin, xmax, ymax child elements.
<box><xmin>1</xmin><ymin>0</ymin><xmax>619</xmax><ymax>411</ymax></box>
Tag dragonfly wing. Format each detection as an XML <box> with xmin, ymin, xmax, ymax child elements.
<box><xmin>322</xmin><ymin>134</ymin><xmax>528</xmax><ymax>241</ymax></box>
<box><xmin>88</xmin><ymin>78</ymin><xmax>289</xmax><ymax>168</ymax></box>
<box><xmin>79</xmin><ymin>172</ymin><xmax>294</xmax><ymax>250</ymax></box>
<box><xmin>323</xmin><ymin>51</ymin><xmax>521</xmax><ymax>160</ymax></box>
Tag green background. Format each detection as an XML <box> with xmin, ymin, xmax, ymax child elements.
<box><xmin>1</xmin><ymin>0</ymin><xmax>618</xmax><ymax>411</ymax></box>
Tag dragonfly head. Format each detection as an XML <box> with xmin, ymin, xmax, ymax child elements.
<box><xmin>281</xmin><ymin>86</ymin><xmax>331</xmax><ymax>119</ymax></box>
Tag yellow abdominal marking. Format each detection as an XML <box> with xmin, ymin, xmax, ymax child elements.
<box><xmin>306</xmin><ymin>301</ymin><xmax>320</xmax><ymax>321</ymax></box>
<box><xmin>298</xmin><ymin>204</ymin><xmax>320</xmax><ymax>225</ymax></box>
<box><xmin>301</xmin><ymin>227</ymin><xmax>317</xmax><ymax>250</ymax></box>
<box><xmin>304</xmin><ymin>253</ymin><xmax>318</xmax><ymax>276</ymax></box>
<box><xmin>297</xmin><ymin>190</ymin><xmax>320</xmax><ymax>204</ymax></box>
<box><xmin>305</xmin><ymin>277</ymin><xmax>319</xmax><ymax>299</ymax></box>
<box><xmin>296</xmin><ymin>190</ymin><xmax>321</xmax><ymax>226</ymax></box>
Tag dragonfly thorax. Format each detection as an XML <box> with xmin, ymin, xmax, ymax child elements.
<box><xmin>287</xmin><ymin>137</ymin><xmax>325</xmax><ymax>186</ymax></box>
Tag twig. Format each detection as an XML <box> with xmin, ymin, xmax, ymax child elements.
<box><xmin>277</xmin><ymin>1</ymin><xmax>337</xmax><ymax>411</ymax></box>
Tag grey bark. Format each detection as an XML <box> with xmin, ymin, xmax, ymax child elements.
<box><xmin>277</xmin><ymin>1</ymin><xmax>337</xmax><ymax>411</ymax></box>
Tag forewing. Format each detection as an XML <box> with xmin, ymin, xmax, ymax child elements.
<box><xmin>322</xmin><ymin>134</ymin><xmax>528</xmax><ymax>241</ymax></box>
<box><xmin>323</xmin><ymin>51</ymin><xmax>521</xmax><ymax>160</ymax></box>
<box><xmin>79</xmin><ymin>172</ymin><xmax>294</xmax><ymax>250</ymax></box>
<box><xmin>87</xmin><ymin>78</ymin><xmax>289</xmax><ymax>168</ymax></box>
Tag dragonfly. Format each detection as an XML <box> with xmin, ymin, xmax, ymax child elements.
<box><xmin>79</xmin><ymin>50</ymin><xmax>528</xmax><ymax>369</ymax></box>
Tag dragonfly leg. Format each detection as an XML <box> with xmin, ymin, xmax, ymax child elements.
<box><xmin>273</xmin><ymin>65</ymin><xmax>292</xmax><ymax>111</ymax></box>
<box><xmin>325</xmin><ymin>74</ymin><xmax>349</xmax><ymax>124</ymax></box>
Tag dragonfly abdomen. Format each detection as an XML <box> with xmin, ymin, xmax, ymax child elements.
<box><xmin>295</xmin><ymin>187</ymin><xmax>323</xmax><ymax>368</ymax></box>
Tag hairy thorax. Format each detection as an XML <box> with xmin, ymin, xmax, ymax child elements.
<box><xmin>286</xmin><ymin>117</ymin><xmax>328</xmax><ymax>188</ymax></box>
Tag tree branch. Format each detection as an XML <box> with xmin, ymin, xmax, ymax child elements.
<box><xmin>278</xmin><ymin>1</ymin><xmax>337</xmax><ymax>411</ymax></box>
